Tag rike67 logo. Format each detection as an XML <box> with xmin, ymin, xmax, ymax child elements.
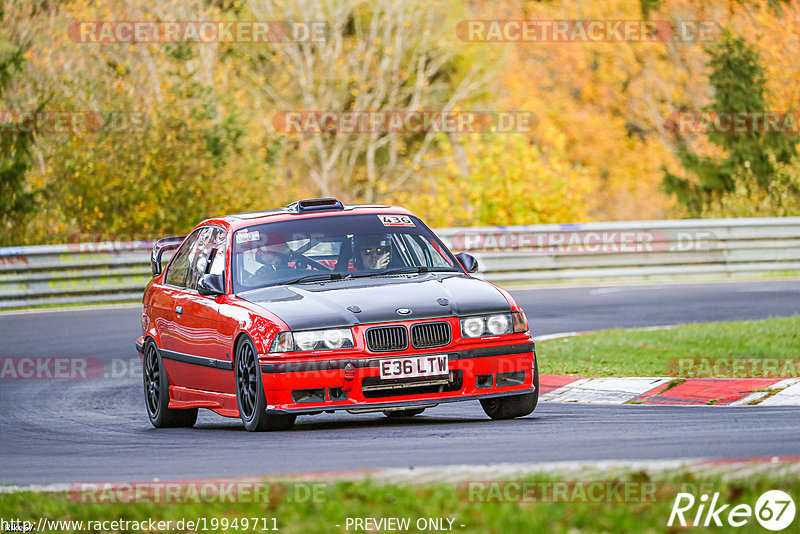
<box><xmin>668</xmin><ymin>490</ymin><xmax>795</xmax><ymax>530</ymax></box>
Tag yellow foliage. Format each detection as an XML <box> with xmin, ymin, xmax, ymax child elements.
<box><xmin>391</xmin><ymin>134</ymin><xmax>593</xmax><ymax>227</ymax></box>
<box><xmin>6</xmin><ymin>0</ymin><xmax>800</xmax><ymax>245</ymax></box>
<box><xmin>703</xmin><ymin>155</ymin><xmax>800</xmax><ymax>218</ymax></box>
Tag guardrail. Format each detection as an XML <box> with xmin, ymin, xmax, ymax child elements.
<box><xmin>0</xmin><ymin>241</ymin><xmax>153</xmax><ymax>308</ymax></box>
<box><xmin>436</xmin><ymin>217</ymin><xmax>800</xmax><ymax>284</ymax></box>
<box><xmin>1</xmin><ymin>217</ymin><xmax>799</xmax><ymax>308</ymax></box>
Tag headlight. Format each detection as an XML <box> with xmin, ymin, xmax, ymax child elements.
<box><xmin>462</xmin><ymin>317</ymin><xmax>485</xmax><ymax>338</ymax></box>
<box><xmin>293</xmin><ymin>331</ymin><xmax>318</xmax><ymax>351</ymax></box>
<box><xmin>461</xmin><ymin>312</ymin><xmax>528</xmax><ymax>338</ymax></box>
<box><xmin>323</xmin><ymin>328</ymin><xmax>348</xmax><ymax>349</ymax></box>
<box><xmin>270</xmin><ymin>328</ymin><xmax>355</xmax><ymax>352</ymax></box>
<box><xmin>486</xmin><ymin>314</ymin><xmax>511</xmax><ymax>335</ymax></box>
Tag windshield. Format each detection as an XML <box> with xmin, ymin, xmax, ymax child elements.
<box><xmin>231</xmin><ymin>213</ymin><xmax>460</xmax><ymax>293</ymax></box>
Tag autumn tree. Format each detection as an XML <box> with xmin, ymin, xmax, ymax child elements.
<box><xmin>247</xmin><ymin>0</ymin><xmax>489</xmax><ymax>202</ymax></box>
<box><xmin>8</xmin><ymin>0</ymin><xmax>277</xmax><ymax>241</ymax></box>
<box><xmin>6</xmin><ymin>0</ymin><xmax>800</xmax><ymax>246</ymax></box>
<box><xmin>663</xmin><ymin>30</ymin><xmax>799</xmax><ymax>216</ymax></box>
<box><xmin>492</xmin><ymin>0</ymin><xmax>697</xmax><ymax>221</ymax></box>
<box><xmin>0</xmin><ymin>3</ymin><xmax>39</xmax><ymax>243</ymax></box>
<box><xmin>390</xmin><ymin>133</ymin><xmax>593</xmax><ymax>228</ymax></box>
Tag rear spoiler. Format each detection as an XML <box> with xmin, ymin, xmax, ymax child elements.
<box><xmin>151</xmin><ymin>235</ymin><xmax>186</xmax><ymax>276</ymax></box>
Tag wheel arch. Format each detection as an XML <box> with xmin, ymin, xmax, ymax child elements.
<box><xmin>233</xmin><ymin>331</ymin><xmax>257</xmax><ymax>355</ymax></box>
<box><xmin>143</xmin><ymin>326</ymin><xmax>163</xmax><ymax>349</ymax></box>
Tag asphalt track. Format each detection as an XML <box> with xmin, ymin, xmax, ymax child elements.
<box><xmin>1</xmin><ymin>279</ymin><xmax>799</xmax><ymax>485</ymax></box>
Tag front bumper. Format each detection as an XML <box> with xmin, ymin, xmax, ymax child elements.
<box><xmin>259</xmin><ymin>342</ymin><xmax>536</xmax><ymax>414</ymax></box>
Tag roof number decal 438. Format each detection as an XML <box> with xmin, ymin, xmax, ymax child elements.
<box><xmin>379</xmin><ymin>215</ymin><xmax>415</xmax><ymax>227</ymax></box>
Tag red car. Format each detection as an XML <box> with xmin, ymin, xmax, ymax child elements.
<box><xmin>137</xmin><ymin>199</ymin><xmax>538</xmax><ymax>431</ymax></box>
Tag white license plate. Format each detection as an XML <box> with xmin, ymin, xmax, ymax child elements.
<box><xmin>379</xmin><ymin>354</ymin><xmax>449</xmax><ymax>380</ymax></box>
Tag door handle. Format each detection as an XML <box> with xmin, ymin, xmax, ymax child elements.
<box><xmin>175</xmin><ymin>305</ymin><xmax>183</xmax><ymax>315</ymax></box>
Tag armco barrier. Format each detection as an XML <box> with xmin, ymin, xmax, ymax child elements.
<box><xmin>0</xmin><ymin>242</ymin><xmax>152</xmax><ymax>309</ymax></box>
<box><xmin>1</xmin><ymin>217</ymin><xmax>799</xmax><ymax>308</ymax></box>
<box><xmin>436</xmin><ymin>217</ymin><xmax>800</xmax><ymax>284</ymax></box>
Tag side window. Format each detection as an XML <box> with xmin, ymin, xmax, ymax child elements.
<box><xmin>208</xmin><ymin>229</ymin><xmax>227</xmax><ymax>276</ymax></box>
<box><xmin>285</xmin><ymin>238</ymin><xmax>341</xmax><ymax>269</ymax></box>
<box><xmin>186</xmin><ymin>227</ymin><xmax>227</xmax><ymax>291</ymax></box>
<box><xmin>424</xmin><ymin>236</ymin><xmax>455</xmax><ymax>267</ymax></box>
<box><xmin>401</xmin><ymin>234</ymin><xmax>428</xmax><ymax>266</ymax></box>
<box><xmin>164</xmin><ymin>231</ymin><xmax>201</xmax><ymax>287</ymax></box>
<box><xmin>399</xmin><ymin>234</ymin><xmax>454</xmax><ymax>268</ymax></box>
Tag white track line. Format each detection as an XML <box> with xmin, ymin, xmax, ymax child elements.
<box><xmin>533</xmin><ymin>324</ymin><xmax>678</xmax><ymax>342</ymax></box>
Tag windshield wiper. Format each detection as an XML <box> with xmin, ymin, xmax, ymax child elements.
<box><xmin>279</xmin><ymin>272</ymin><xmax>344</xmax><ymax>285</ymax></box>
<box><xmin>279</xmin><ymin>267</ymin><xmax>459</xmax><ymax>284</ymax></box>
<box><xmin>367</xmin><ymin>266</ymin><xmax>461</xmax><ymax>277</ymax></box>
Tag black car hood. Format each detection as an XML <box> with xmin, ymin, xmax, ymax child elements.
<box><xmin>238</xmin><ymin>274</ymin><xmax>511</xmax><ymax>330</ymax></box>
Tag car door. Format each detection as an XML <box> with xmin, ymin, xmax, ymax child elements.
<box><xmin>163</xmin><ymin>226</ymin><xmax>232</xmax><ymax>392</ymax></box>
<box><xmin>154</xmin><ymin>229</ymin><xmax>201</xmax><ymax>360</ymax></box>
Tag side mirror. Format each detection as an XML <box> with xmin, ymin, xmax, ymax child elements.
<box><xmin>455</xmin><ymin>252</ymin><xmax>479</xmax><ymax>273</ymax></box>
<box><xmin>198</xmin><ymin>273</ymin><xmax>225</xmax><ymax>297</ymax></box>
<box><xmin>151</xmin><ymin>236</ymin><xmax>185</xmax><ymax>276</ymax></box>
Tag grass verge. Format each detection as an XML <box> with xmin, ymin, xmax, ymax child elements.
<box><xmin>537</xmin><ymin>316</ymin><xmax>800</xmax><ymax>377</ymax></box>
<box><xmin>1</xmin><ymin>472</ymin><xmax>797</xmax><ymax>533</ymax></box>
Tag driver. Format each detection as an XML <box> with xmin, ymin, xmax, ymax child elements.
<box><xmin>253</xmin><ymin>242</ymin><xmax>294</xmax><ymax>274</ymax></box>
<box><xmin>356</xmin><ymin>235</ymin><xmax>392</xmax><ymax>270</ymax></box>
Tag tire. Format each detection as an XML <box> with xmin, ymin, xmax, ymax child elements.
<box><xmin>143</xmin><ymin>340</ymin><xmax>198</xmax><ymax>428</ymax></box>
<box><xmin>235</xmin><ymin>336</ymin><xmax>296</xmax><ymax>432</ymax></box>
<box><xmin>480</xmin><ymin>358</ymin><xmax>539</xmax><ymax>420</ymax></box>
<box><xmin>383</xmin><ymin>408</ymin><xmax>426</xmax><ymax>418</ymax></box>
